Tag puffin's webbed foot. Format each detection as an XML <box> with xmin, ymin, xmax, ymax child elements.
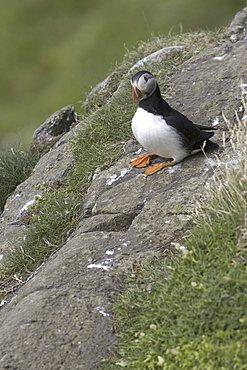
<box><xmin>130</xmin><ymin>154</ymin><xmax>151</xmax><ymax>168</ymax></box>
<box><xmin>144</xmin><ymin>161</ymin><xmax>176</xmax><ymax>175</ymax></box>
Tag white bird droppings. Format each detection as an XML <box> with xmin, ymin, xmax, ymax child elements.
<box><xmin>97</xmin><ymin>306</ymin><xmax>110</xmax><ymax>317</ymax></box>
<box><xmin>213</xmin><ymin>55</ymin><xmax>226</xmax><ymax>61</ymax></box>
<box><xmin>106</xmin><ymin>168</ymin><xmax>130</xmax><ymax>186</ymax></box>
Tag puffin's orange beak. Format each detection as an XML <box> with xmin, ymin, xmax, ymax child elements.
<box><xmin>132</xmin><ymin>86</ymin><xmax>139</xmax><ymax>103</ymax></box>
<box><xmin>132</xmin><ymin>86</ymin><xmax>145</xmax><ymax>103</ymax></box>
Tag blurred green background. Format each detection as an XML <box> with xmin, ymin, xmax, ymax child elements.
<box><xmin>0</xmin><ymin>0</ymin><xmax>245</xmax><ymax>148</ymax></box>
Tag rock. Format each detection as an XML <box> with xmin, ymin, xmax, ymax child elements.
<box><xmin>169</xmin><ymin>39</ymin><xmax>247</xmax><ymax>128</ymax></box>
<box><xmin>224</xmin><ymin>6</ymin><xmax>247</xmax><ymax>42</ymax></box>
<box><xmin>83</xmin><ymin>71</ymin><xmax>119</xmax><ymax>113</ymax></box>
<box><xmin>1</xmin><ymin>9</ymin><xmax>247</xmax><ymax>369</ymax></box>
<box><xmin>128</xmin><ymin>45</ymin><xmax>185</xmax><ymax>72</ymax></box>
<box><xmin>30</xmin><ymin>105</ymin><xmax>78</xmax><ymax>156</ymax></box>
<box><xmin>0</xmin><ymin>231</ymin><xmax>117</xmax><ymax>370</ymax></box>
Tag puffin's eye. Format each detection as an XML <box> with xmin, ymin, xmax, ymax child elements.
<box><xmin>144</xmin><ymin>76</ymin><xmax>148</xmax><ymax>82</ymax></box>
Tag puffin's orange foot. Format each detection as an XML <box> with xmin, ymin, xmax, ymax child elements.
<box><xmin>144</xmin><ymin>161</ymin><xmax>176</xmax><ymax>175</ymax></box>
<box><xmin>130</xmin><ymin>154</ymin><xmax>151</xmax><ymax>168</ymax></box>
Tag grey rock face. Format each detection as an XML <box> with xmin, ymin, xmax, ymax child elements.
<box><xmin>224</xmin><ymin>6</ymin><xmax>247</xmax><ymax>42</ymax></box>
<box><xmin>128</xmin><ymin>45</ymin><xmax>185</xmax><ymax>72</ymax></box>
<box><xmin>83</xmin><ymin>71</ymin><xmax>119</xmax><ymax>113</ymax></box>
<box><xmin>33</xmin><ymin>105</ymin><xmax>77</xmax><ymax>139</ymax></box>
<box><xmin>30</xmin><ymin>105</ymin><xmax>78</xmax><ymax>156</ymax></box>
<box><xmin>0</xmin><ymin>8</ymin><xmax>247</xmax><ymax>369</ymax></box>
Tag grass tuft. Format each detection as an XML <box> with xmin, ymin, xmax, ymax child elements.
<box><xmin>0</xmin><ymin>147</ymin><xmax>39</xmax><ymax>212</ymax></box>
<box><xmin>101</xmin><ymin>89</ymin><xmax>247</xmax><ymax>369</ymax></box>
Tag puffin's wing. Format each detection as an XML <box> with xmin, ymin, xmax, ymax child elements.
<box><xmin>164</xmin><ymin>111</ymin><xmax>215</xmax><ymax>146</ymax></box>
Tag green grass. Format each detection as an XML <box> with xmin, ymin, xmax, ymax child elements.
<box><xmin>0</xmin><ymin>147</ymin><xmax>39</xmax><ymax>212</ymax></box>
<box><xmin>101</xmin><ymin>93</ymin><xmax>247</xmax><ymax>369</ymax></box>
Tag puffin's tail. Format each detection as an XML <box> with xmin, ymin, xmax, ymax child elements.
<box><xmin>192</xmin><ymin>137</ymin><xmax>219</xmax><ymax>151</ymax></box>
<box><xmin>203</xmin><ymin>139</ymin><xmax>219</xmax><ymax>150</ymax></box>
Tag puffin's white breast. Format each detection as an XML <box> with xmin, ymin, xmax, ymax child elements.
<box><xmin>132</xmin><ymin>107</ymin><xmax>189</xmax><ymax>162</ymax></box>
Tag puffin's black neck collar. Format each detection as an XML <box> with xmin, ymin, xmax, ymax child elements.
<box><xmin>138</xmin><ymin>85</ymin><xmax>172</xmax><ymax>115</ymax></box>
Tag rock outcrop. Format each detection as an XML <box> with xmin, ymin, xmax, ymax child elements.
<box><xmin>30</xmin><ymin>105</ymin><xmax>78</xmax><ymax>156</ymax></box>
<box><xmin>0</xmin><ymin>8</ymin><xmax>247</xmax><ymax>369</ymax></box>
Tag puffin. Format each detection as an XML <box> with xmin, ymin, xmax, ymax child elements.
<box><xmin>130</xmin><ymin>70</ymin><xmax>218</xmax><ymax>175</ymax></box>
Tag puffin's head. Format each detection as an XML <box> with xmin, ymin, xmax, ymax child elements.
<box><xmin>131</xmin><ymin>71</ymin><xmax>157</xmax><ymax>103</ymax></box>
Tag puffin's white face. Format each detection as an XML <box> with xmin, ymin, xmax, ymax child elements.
<box><xmin>131</xmin><ymin>72</ymin><xmax>157</xmax><ymax>102</ymax></box>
